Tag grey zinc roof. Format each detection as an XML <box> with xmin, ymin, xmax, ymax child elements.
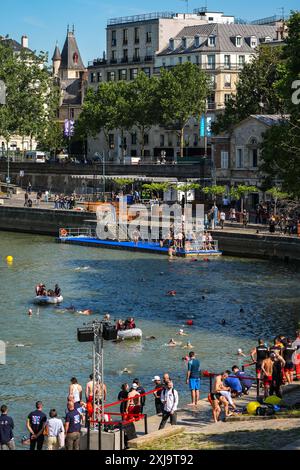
<box><xmin>158</xmin><ymin>23</ymin><xmax>278</xmax><ymax>55</ymax></box>
<box><xmin>61</xmin><ymin>78</ymin><xmax>83</xmax><ymax>105</ymax></box>
<box><xmin>250</xmin><ymin>114</ymin><xmax>289</xmax><ymax>126</ymax></box>
<box><xmin>1</xmin><ymin>38</ymin><xmax>32</xmax><ymax>53</ymax></box>
<box><xmin>60</xmin><ymin>31</ymin><xmax>85</xmax><ymax>70</ymax></box>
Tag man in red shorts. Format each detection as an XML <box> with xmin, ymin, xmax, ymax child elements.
<box><xmin>261</xmin><ymin>355</ymin><xmax>274</xmax><ymax>398</ymax></box>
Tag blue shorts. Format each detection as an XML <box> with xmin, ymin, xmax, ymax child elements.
<box><xmin>189</xmin><ymin>378</ymin><xmax>201</xmax><ymax>391</ymax></box>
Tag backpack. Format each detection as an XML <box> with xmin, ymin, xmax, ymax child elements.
<box><xmin>256</xmin><ymin>404</ymin><xmax>275</xmax><ymax>416</ymax></box>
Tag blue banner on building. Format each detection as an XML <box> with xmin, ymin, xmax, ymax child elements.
<box><xmin>200</xmin><ymin>115</ymin><xmax>206</xmax><ymax>137</ymax></box>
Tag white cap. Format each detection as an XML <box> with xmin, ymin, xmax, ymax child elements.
<box><xmin>152</xmin><ymin>376</ymin><xmax>161</xmax><ymax>382</ymax></box>
<box><xmin>238</xmin><ymin>348</ymin><xmax>243</xmax><ymax>354</ymax></box>
<box><xmin>132</xmin><ymin>383</ymin><xmax>139</xmax><ymax>390</ymax></box>
<box><xmin>179</xmin><ymin>329</ymin><xmax>184</xmax><ymax>333</ymax></box>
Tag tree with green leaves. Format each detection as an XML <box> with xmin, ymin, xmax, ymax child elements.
<box><xmin>202</xmin><ymin>185</ymin><xmax>227</xmax><ymax>202</ymax></box>
<box><xmin>230</xmin><ymin>185</ymin><xmax>258</xmax><ymax>212</ymax></box>
<box><xmin>75</xmin><ymin>81</ymin><xmax>131</xmax><ymax>161</ymax></box>
<box><xmin>0</xmin><ymin>41</ymin><xmax>60</xmax><ymax>153</ymax></box>
<box><xmin>266</xmin><ymin>187</ymin><xmax>290</xmax><ymax>214</ymax></box>
<box><xmin>260</xmin><ymin>11</ymin><xmax>300</xmax><ymax>197</ymax></box>
<box><xmin>157</xmin><ymin>62</ymin><xmax>210</xmax><ymax>158</ymax></box>
<box><xmin>127</xmin><ymin>72</ymin><xmax>159</xmax><ymax>159</ymax></box>
<box><xmin>112</xmin><ymin>178</ymin><xmax>133</xmax><ymax>192</ymax></box>
<box><xmin>212</xmin><ymin>45</ymin><xmax>285</xmax><ymax>134</ymax></box>
<box><xmin>142</xmin><ymin>183</ymin><xmax>171</xmax><ymax>199</ymax></box>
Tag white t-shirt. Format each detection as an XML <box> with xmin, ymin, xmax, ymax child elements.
<box><xmin>220</xmin><ymin>212</ymin><xmax>226</xmax><ymax>221</ymax></box>
<box><xmin>47</xmin><ymin>418</ymin><xmax>64</xmax><ymax>437</ymax></box>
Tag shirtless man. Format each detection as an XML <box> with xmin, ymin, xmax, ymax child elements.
<box><xmin>261</xmin><ymin>354</ymin><xmax>274</xmax><ymax>398</ymax></box>
<box><xmin>126</xmin><ymin>384</ymin><xmax>141</xmax><ymax>418</ymax></box>
<box><xmin>209</xmin><ymin>374</ymin><xmax>230</xmax><ymax>422</ymax></box>
<box><xmin>85</xmin><ymin>374</ymin><xmax>107</xmax><ymax>404</ymax></box>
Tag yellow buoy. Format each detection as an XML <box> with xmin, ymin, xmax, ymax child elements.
<box><xmin>246</xmin><ymin>401</ymin><xmax>261</xmax><ymax>415</ymax></box>
<box><xmin>264</xmin><ymin>396</ymin><xmax>282</xmax><ymax>406</ymax></box>
<box><xmin>6</xmin><ymin>256</ymin><xmax>14</xmax><ymax>263</ymax></box>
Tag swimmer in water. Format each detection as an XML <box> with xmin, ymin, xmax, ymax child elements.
<box><xmin>145</xmin><ymin>336</ymin><xmax>156</xmax><ymax>340</ymax></box>
<box><xmin>221</xmin><ymin>319</ymin><xmax>226</xmax><ymax>326</ymax></box>
<box><xmin>167</xmin><ymin>291</ymin><xmax>177</xmax><ymax>297</ymax></box>
<box><xmin>183</xmin><ymin>342</ymin><xmax>194</xmax><ymax>349</ymax></box>
<box><xmin>77</xmin><ymin>309</ymin><xmax>93</xmax><ymax>316</ymax></box>
<box><xmin>168</xmin><ymin>339</ymin><xmax>177</xmax><ymax>347</ymax></box>
<box><xmin>66</xmin><ymin>305</ymin><xmax>76</xmax><ymax>312</ymax></box>
<box><xmin>237</xmin><ymin>349</ymin><xmax>246</xmax><ymax>357</ymax></box>
<box><xmin>177</xmin><ymin>329</ymin><xmax>188</xmax><ymax>336</ymax></box>
<box><xmin>121</xmin><ymin>368</ymin><xmax>132</xmax><ymax>375</ymax></box>
<box><xmin>28</xmin><ymin>309</ymin><xmax>33</xmax><ymax>317</ymax></box>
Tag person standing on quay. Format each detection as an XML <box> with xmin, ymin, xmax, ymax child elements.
<box><xmin>159</xmin><ymin>381</ymin><xmax>179</xmax><ymax>430</ymax></box>
<box><xmin>65</xmin><ymin>401</ymin><xmax>81</xmax><ymax>451</ymax></box>
<box><xmin>0</xmin><ymin>405</ymin><xmax>15</xmax><ymax>450</ymax></box>
<box><xmin>26</xmin><ymin>401</ymin><xmax>47</xmax><ymax>451</ymax></box>
<box><xmin>186</xmin><ymin>351</ymin><xmax>201</xmax><ymax>407</ymax></box>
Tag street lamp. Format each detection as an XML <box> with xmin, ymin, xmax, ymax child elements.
<box><xmin>95</xmin><ymin>152</ymin><xmax>106</xmax><ymax>202</ymax></box>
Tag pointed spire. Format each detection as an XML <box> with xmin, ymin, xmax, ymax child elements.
<box><xmin>52</xmin><ymin>42</ymin><xmax>61</xmax><ymax>61</ymax></box>
<box><xmin>72</xmin><ymin>24</ymin><xmax>75</xmax><ymax>34</ymax></box>
<box><xmin>60</xmin><ymin>28</ymin><xmax>85</xmax><ymax>70</ymax></box>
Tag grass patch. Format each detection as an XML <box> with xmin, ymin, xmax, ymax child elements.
<box><xmin>140</xmin><ymin>428</ymin><xmax>300</xmax><ymax>450</ymax></box>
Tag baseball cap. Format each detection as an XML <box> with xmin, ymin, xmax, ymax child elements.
<box><xmin>152</xmin><ymin>376</ymin><xmax>161</xmax><ymax>382</ymax></box>
<box><xmin>132</xmin><ymin>383</ymin><xmax>139</xmax><ymax>390</ymax></box>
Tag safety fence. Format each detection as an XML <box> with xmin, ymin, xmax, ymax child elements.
<box><xmin>85</xmin><ymin>387</ymin><xmax>162</xmax><ymax>450</ymax></box>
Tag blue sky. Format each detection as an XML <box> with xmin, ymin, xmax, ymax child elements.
<box><xmin>0</xmin><ymin>0</ymin><xmax>298</xmax><ymax>64</ymax></box>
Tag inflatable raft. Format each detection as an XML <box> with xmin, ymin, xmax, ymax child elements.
<box><xmin>118</xmin><ymin>328</ymin><xmax>143</xmax><ymax>340</ymax></box>
<box><xmin>34</xmin><ymin>295</ymin><xmax>64</xmax><ymax>305</ymax></box>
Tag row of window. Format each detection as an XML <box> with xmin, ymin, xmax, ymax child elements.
<box><xmin>111</xmin><ymin>28</ymin><xmax>152</xmax><ymax>47</ymax></box>
<box><xmin>108</xmin><ymin>133</ymin><xmax>204</xmax><ymax>148</ymax></box>
<box><xmin>170</xmin><ymin>34</ymin><xmax>260</xmax><ymax>50</ymax></box>
<box><xmin>220</xmin><ymin>149</ymin><xmax>258</xmax><ymax>169</ymax></box>
<box><xmin>90</xmin><ymin>68</ymin><xmax>151</xmax><ymax>83</ymax></box>
<box><xmin>161</xmin><ymin>54</ymin><xmax>246</xmax><ymax>69</ymax></box>
<box><xmin>110</xmin><ymin>47</ymin><xmax>153</xmax><ymax>62</ymax></box>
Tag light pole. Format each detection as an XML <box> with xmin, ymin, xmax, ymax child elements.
<box><xmin>95</xmin><ymin>152</ymin><xmax>106</xmax><ymax>202</ymax></box>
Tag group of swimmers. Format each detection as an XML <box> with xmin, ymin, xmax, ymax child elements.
<box><xmin>35</xmin><ymin>283</ymin><xmax>61</xmax><ymax>298</ymax></box>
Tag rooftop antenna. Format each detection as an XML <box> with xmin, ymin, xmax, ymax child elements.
<box><xmin>278</xmin><ymin>7</ymin><xmax>285</xmax><ymax>20</ymax></box>
<box><xmin>67</xmin><ymin>24</ymin><xmax>69</xmax><ymax>33</ymax></box>
<box><xmin>181</xmin><ymin>0</ymin><xmax>189</xmax><ymax>14</ymax></box>
<box><xmin>72</xmin><ymin>24</ymin><xmax>75</xmax><ymax>33</ymax></box>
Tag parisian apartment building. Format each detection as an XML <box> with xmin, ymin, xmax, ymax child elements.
<box><xmin>87</xmin><ymin>10</ymin><xmax>285</xmax><ymax>163</ymax></box>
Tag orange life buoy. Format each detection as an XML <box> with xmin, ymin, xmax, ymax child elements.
<box><xmin>60</xmin><ymin>229</ymin><xmax>68</xmax><ymax>238</ymax></box>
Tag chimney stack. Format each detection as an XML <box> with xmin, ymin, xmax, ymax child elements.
<box><xmin>21</xmin><ymin>35</ymin><xmax>28</xmax><ymax>48</ymax></box>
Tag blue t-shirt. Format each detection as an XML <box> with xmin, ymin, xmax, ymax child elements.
<box><xmin>65</xmin><ymin>410</ymin><xmax>81</xmax><ymax>434</ymax></box>
<box><xmin>224</xmin><ymin>375</ymin><xmax>242</xmax><ymax>393</ymax></box>
<box><xmin>27</xmin><ymin>410</ymin><xmax>47</xmax><ymax>435</ymax></box>
<box><xmin>0</xmin><ymin>414</ymin><xmax>14</xmax><ymax>444</ymax></box>
<box><xmin>188</xmin><ymin>358</ymin><xmax>200</xmax><ymax>379</ymax></box>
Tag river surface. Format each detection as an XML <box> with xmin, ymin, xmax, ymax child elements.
<box><xmin>0</xmin><ymin>232</ymin><xmax>300</xmax><ymax>446</ymax></box>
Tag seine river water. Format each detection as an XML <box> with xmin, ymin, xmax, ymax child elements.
<box><xmin>0</xmin><ymin>232</ymin><xmax>300</xmax><ymax>446</ymax></box>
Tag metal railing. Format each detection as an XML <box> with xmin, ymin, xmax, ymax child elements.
<box><xmin>59</xmin><ymin>227</ymin><xmax>94</xmax><ymax>238</ymax></box>
<box><xmin>108</xmin><ymin>12</ymin><xmax>176</xmax><ymax>26</ymax></box>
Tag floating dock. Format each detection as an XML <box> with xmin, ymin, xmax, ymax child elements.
<box><xmin>57</xmin><ymin>236</ymin><xmax>222</xmax><ymax>257</ymax></box>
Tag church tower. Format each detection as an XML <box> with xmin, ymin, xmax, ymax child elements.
<box><xmin>59</xmin><ymin>25</ymin><xmax>85</xmax><ymax>80</ymax></box>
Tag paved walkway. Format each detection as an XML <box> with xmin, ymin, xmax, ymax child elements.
<box><xmin>135</xmin><ymin>383</ymin><xmax>300</xmax><ymax>440</ymax></box>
